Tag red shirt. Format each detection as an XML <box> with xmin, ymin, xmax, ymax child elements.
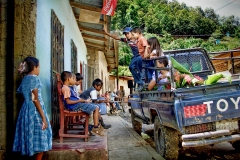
<box><xmin>137</xmin><ymin>35</ymin><xmax>148</xmax><ymax>58</ymax></box>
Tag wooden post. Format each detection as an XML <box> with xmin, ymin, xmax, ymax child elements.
<box><xmin>231</xmin><ymin>52</ymin><xmax>234</xmax><ymax>74</ymax></box>
<box><xmin>117</xmin><ymin>68</ymin><xmax>119</xmax><ymax>90</ymax></box>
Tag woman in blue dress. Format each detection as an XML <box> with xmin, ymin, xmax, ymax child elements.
<box><xmin>13</xmin><ymin>57</ymin><xmax>52</xmax><ymax>160</ymax></box>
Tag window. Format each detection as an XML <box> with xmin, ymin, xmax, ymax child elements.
<box><xmin>71</xmin><ymin>39</ymin><xmax>77</xmax><ymax>74</ymax></box>
<box><xmin>51</xmin><ymin>10</ymin><xmax>64</xmax><ymax>136</ymax></box>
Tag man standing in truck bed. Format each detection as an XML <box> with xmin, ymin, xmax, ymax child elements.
<box><xmin>103</xmin><ymin>27</ymin><xmax>144</xmax><ymax>91</ymax></box>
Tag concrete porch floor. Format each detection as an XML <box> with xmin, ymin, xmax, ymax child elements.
<box><xmin>43</xmin><ymin>116</ymin><xmax>109</xmax><ymax>160</ymax></box>
<box><xmin>42</xmin><ymin>114</ymin><xmax>164</xmax><ymax>160</ymax></box>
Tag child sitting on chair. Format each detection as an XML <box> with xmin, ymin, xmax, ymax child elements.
<box><xmin>80</xmin><ymin>78</ymin><xmax>111</xmax><ymax>130</ymax></box>
<box><xmin>61</xmin><ymin>71</ymin><xmax>104</xmax><ymax>136</ymax></box>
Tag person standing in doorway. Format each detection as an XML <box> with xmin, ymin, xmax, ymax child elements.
<box><xmin>13</xmin><ymin>57</ymin><xmax>52</xmax><ymax>160</ymax></box>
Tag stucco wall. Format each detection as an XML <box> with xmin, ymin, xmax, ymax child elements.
<box><xmin>87</xmin><ymin>49</ymin><xmax>109</xmax><ymax>95</ymax></box>
<box><xmin>118</xmin><ymin>79</ymin><xmax>130</xmax><ymax>97</ymax></box>
<box><xmin>36</xmin><ymin>0</ymin><xmax>87</xmax><ymax>118</ymax></box>
<box><xmin>108</xmin><ymin>76</ymin><xmax>131</xmax><ymax>97</ymax></box>
<box><xmin>98</xmin><ymin>51</ymin><xmax>109</xmax><ymax>94</ymax></box>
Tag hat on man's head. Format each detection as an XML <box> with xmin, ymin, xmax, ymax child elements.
<box><xmin>123</xmin><ymin>27</ymin><xmax>132</xmax><ymax>34</ymax></box>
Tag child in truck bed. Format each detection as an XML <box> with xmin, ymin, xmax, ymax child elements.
<box><xmin>148</xmin><ymin>59</ymin><xmax>170</xmax><ymax>91</ymax></box>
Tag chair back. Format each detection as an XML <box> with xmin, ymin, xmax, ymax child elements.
<box><xmin>56</xmin><ymin>74</ymin><xmax>65</xmax><ymax>113</ymax></box>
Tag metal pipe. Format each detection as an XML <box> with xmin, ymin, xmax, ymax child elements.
<box><xmin>182</xmin><ymin>134</ymin><xmax>240</xmax><ymax>147</ymax></box>
<box><xmin>182</xmin><ymin>130</ymin><xmax>230</xmax><ymax>140</ymax></box>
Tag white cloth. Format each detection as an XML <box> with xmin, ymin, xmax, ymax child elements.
<box><xmin>152</xmin><ymin>72</ymin><xmax>170</xmax><ymax>90</ymax></box>
<box><xmin>152</xmin><ymin>49</ymin><xmax>157</xmax><ymax>55</ymax></box>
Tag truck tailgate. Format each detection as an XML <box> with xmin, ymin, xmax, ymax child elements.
<box><xmin>175</xmin><ymin>81</ymin><xmax>240</xmax><ymax>127</ymax></box>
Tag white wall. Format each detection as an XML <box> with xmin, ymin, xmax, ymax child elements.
<box><xmin>98</xmin><ymin>51</ymin><xmax>109</xmax><ymax>94</ymax></box>
<box><xmin>36</xmin><ymin>0</ymin><xmax>87</xmax><ymax>118</ymax></box>
<box><xmin>118</xmin><ymin>79</ymin><xmax>131</xmax><ymax>97</ymax></box>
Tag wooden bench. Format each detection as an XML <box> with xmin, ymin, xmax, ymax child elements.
<box><xmin>56</xmin><ymin>74</ymin><xmax>89</xmax><ymax>142</ymax></box>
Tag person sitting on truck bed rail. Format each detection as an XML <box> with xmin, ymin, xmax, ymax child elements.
<box><xmin>103</xmin><ymin>27</ymin><xmax>144</xmax><ymax>91</ymax></box>
<box><xmin>144</xmin><ymin>37</ymin><xmax>164</xmax><ymax>82</ymax></box>
<box><xmin>148</xmin><ymin>59</ymin><xmax>170</xmax><ymax>91</ymax></box>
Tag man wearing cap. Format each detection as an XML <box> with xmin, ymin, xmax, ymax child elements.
<box><xmin>103</xmin><ymin>27</ymin><xmax>144</xmax><ymax>91</ymax></box>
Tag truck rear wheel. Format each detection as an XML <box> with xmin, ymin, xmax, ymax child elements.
<box><xmin>131</xmin><ymin>109</ymin><xmax>142</xmax><ymax>134</ymax></box>
<box><xmin>154</xmin><ymin>116</ymin><xmax>179</xmax><ymax>160</ymax></box>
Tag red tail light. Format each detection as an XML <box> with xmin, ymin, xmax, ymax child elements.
<box><xmin>184</xmin><ymin>104</ymin><xmax>207</xmax><ymax>118</ymax></box>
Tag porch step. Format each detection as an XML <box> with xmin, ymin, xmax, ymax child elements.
<box><xmin>43</xmin><ymin>130</ymin><xmax>108</xmax><ymax>160</ymax></box>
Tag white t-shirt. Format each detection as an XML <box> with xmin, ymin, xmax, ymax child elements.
<box><xmin>90</xmin><ymin>90</ymin><xmax>98</xmax><ymax>100</ymax></box>
<box><xmin>152</xmin><ymin>72</ymin><xmax>170</xmax><ymax>90</ymax></box>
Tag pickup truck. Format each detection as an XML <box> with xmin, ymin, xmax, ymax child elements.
<box><xmin>128</xmin><ymin>48</ymin><xmax>240</xmax><ymax>160</ymax></box>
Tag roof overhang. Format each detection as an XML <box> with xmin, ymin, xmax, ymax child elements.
<box><xmin>70</xmin><ymin>0</ymin><xmax>118</xmax><ymax>70</ymax></box>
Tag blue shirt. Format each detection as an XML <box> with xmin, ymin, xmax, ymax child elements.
<box><xmin>62</xmin><ymin>86</ymin><xmax>80</xmax><ymax>110</ymax></box>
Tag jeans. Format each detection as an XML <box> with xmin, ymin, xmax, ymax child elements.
<box><xmin>146</xmin><ymin>60</ymin><xmax>154</xmax><ymax>82</ymax></box>
<box><xmin>129</xmin><ymin>55</ymin><xmax>143</xmax><ymax>86</ymax></box>
<box><xmin>115</xmin><ymin>102</ymin><xmax>121</xmax><ymax>110</ymax></box>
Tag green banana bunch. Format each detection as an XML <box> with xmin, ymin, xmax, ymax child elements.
<box><xmin>204</xmin><ymin>73</ymin><xmax>232</xmax><ymax>85</ymax></box>
<box><xmin>204</xmin><ymin>74</ymin><xmax>223</xmax><ymax>85</ymax></box>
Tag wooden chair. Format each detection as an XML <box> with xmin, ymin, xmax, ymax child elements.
<box><xmin>56</xmin><ymin>74</ymin><xmax>89</xmax><ymax>142</ymax></box>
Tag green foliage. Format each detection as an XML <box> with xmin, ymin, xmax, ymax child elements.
<box><xmin>211</xmin><ymin>29</ymin><xmax>223</xmax><ymax>39</ymax></box>
<box><xmin>112</xmin><ymin>0</ymin><xmax>239</xmax><ymax>36</ymax></box>
<box><xmin>111</xmin><ymin>66</ymin><xmax>132</xmax><ymax>76</ymax></box>
<box><xmin>112</xmin><ymin>0</ymin><xmax>240</xmax><ymax>77</ymax></box>
<box><xmin>118</xmin><ymin>43</ymin><xmax>132</xmax><ymax>66</ymax></box>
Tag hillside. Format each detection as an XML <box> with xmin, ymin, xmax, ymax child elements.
<box><xmin>111</xmin><ymin>0</ymin><xmax>240</xmax><ymax>76</ymax></box>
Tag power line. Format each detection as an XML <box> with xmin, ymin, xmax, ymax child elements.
<box><xmin>215</xmin><ymin>0</ymin><xmax>238</xmax><ymax>12</ymax></box>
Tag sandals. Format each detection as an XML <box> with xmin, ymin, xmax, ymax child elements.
<box><xmin>92</xmin><ymin>127</ymin><xmax>104</xmax><ymax>136</ymax></box>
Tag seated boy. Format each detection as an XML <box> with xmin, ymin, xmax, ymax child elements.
<box><xmin>80</xmin><ymin>78</ymin><xmax>111</xmax><ymax>129</ymax></box>
<box><xmin>61</xmin><ymin>71</ymin><xmax>103</xmax><ymax>136</ymax></box>
<box><xmin>71</xmin><ymin>73</ymin><xmax>95</xmax><ymax>135</ymax></box>
<box><xmin>72</xmin><ymin>73</ymin><xmax>83</xmax><ymax>97</ymax></box>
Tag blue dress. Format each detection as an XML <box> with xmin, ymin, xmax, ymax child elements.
<box><xmin>12</xmin><ymin>75</ymin><xmax>52</xmax><ymax>156</ymax></box>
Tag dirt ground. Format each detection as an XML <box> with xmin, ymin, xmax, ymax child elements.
<box><xmin>118</xmin><ymin>107</ymin><xmax>240</xmax><ymax>160</ymax></box>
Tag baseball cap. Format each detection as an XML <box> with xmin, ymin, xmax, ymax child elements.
<box><xmin>123</xmin><ymin>27</ymin><xmax>132</xmax><ymax>34</ymax></box>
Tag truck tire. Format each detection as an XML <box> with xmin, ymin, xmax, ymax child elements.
<box><xmin>131</xmin><ymin>109</ymin><xmax>142</xmax><ymax>134</ymax></box>
<box><xmin>154</xmin><ymin>116</ymin><xmax>179</xmax><ymax>160</ymax></box>
<box><xmin>232</xmin><ymin>140</ymin><xmax>240</xmax><ymax>151</ymax></box>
